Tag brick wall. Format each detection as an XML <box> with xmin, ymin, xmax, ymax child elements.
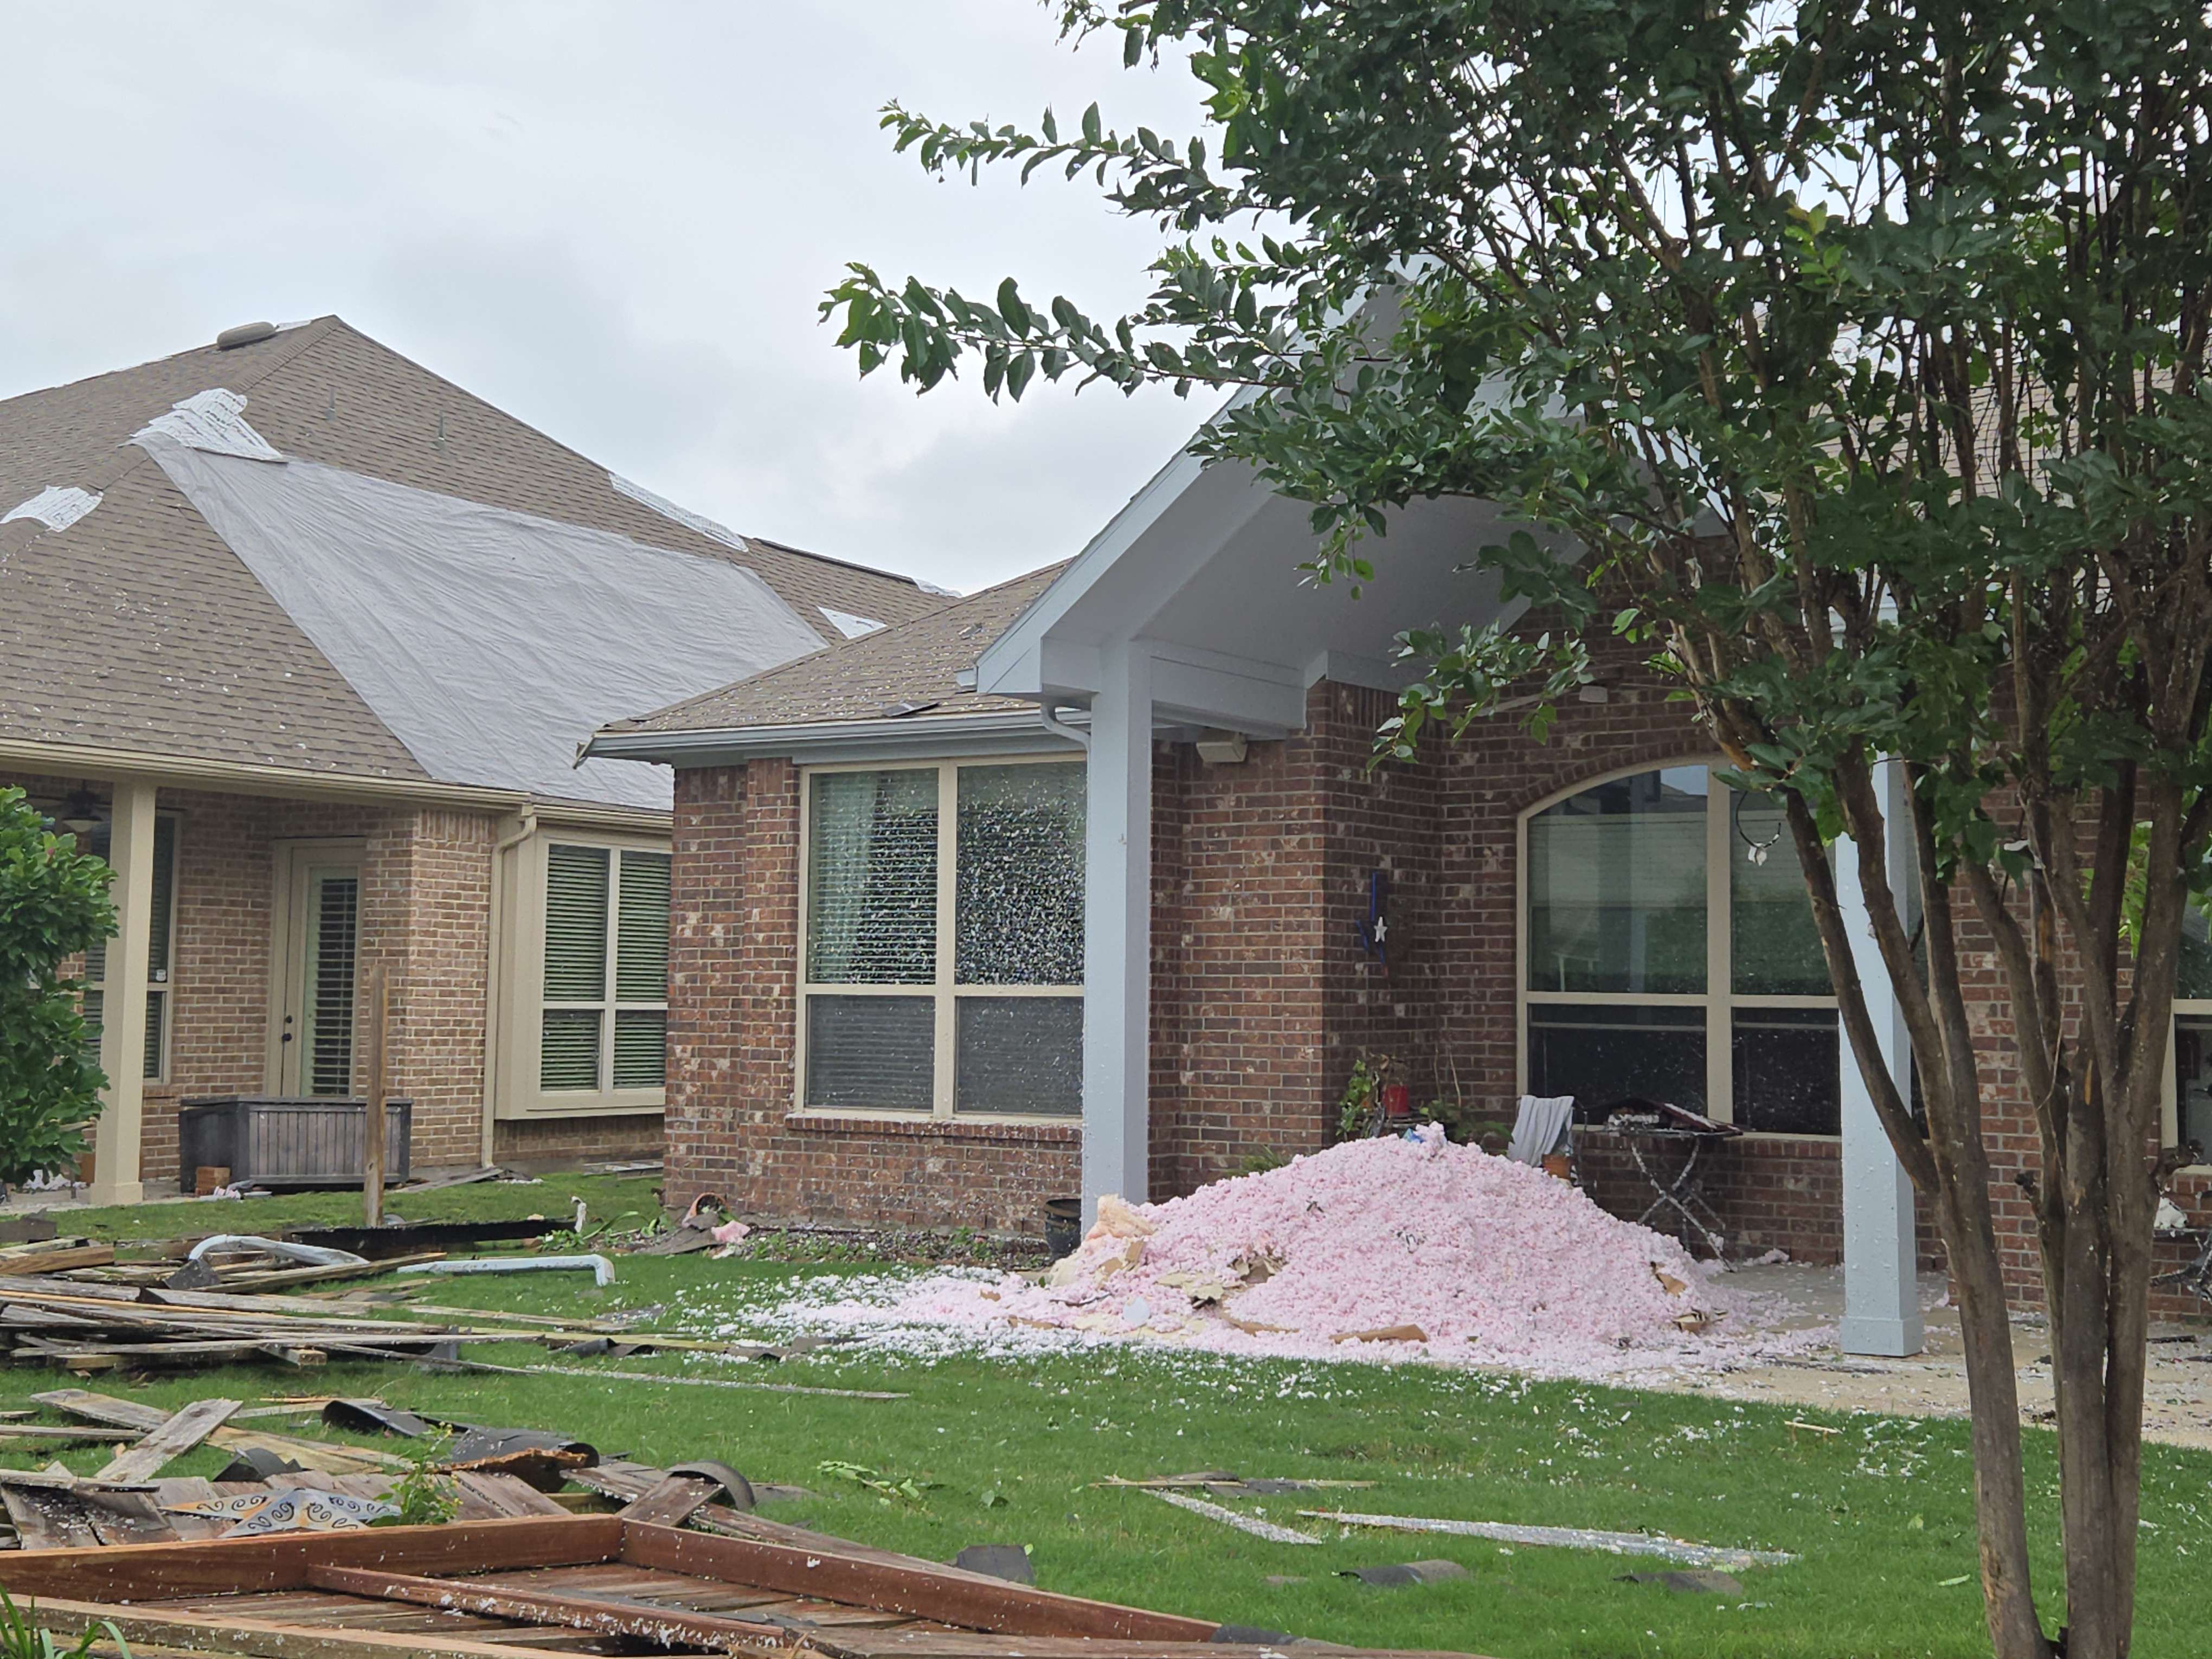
<box><xmin>494</xmin><ymin>1113</ymin><xmax>664</xmax><ymax>1168</ymax></box>
<box><xmin>663</xmin><ymin>763</ymin><xmax>1080</xmax><ymax>1232</ymax></box>
<box><xmin>2</xmin><ymin>770</ymin><xmax>649</xmax><ymax>1186</ymax></box>
<box><xmin>654</xmin><ymin>673</ymin><xmax>2212</xmax><ymax>1311</ymax></box>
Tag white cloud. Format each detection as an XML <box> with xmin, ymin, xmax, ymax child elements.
<box><xmin>0</xmin><ymin>0</ymin><xmax>1213</xmax><ymax>593</ymax></box>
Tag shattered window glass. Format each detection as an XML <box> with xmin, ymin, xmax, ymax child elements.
<box><xmin>956</xmin><ymin>762</ymin><xmax>1084</xmax><ymax>985</ymax></box>
<box><xmin>956</xmin><ymin>995</ymin><xmax>1082</xmax><ymax>1115</ymax></box>
<box><xmin>806</xmin><ymin>770</ymin><xmax>938</xmax><ymax>985</ymax></box>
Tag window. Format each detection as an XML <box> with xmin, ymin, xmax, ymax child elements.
<box><xmin>1523</xmin><ymin>764</ymin><xmax>1841</xmax><ymax>1133</ymax></box>
<box><xmin>800</xmin><ymin>758</ymin><xmax>1083</xmax><ymax>1117</ymax></box>
<box><xmin>539</xmin><ymin>842</ymin><xmax>670</xmax><ymax>1095</ymax></box>
<box><xmin>83</xmin><ymin>815</ymin><xmax>178</xmax><ymax>1082</ymax></box>
<box><xmin>2168</xmin><ymin>910</ymin><xmax>2212</xmax><ymax>1158</ymax></box>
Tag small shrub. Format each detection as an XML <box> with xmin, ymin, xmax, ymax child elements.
<box><xmin>0</xmin><ymin>788</ymin><xmax>114</xmax><ymax>1188</ymax></box>
<box><xmin>0</xmin><ymin>1590</ymin><xmax>128</xmax><ymax>1659</ymax></box>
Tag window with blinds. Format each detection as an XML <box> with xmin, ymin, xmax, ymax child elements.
<box><xmin>539</xmin><ymin>842</ymin><xmax>670</xmax><ymax>1096</ymax></box>
<box><xmin>800</xmin><ymin>760</ymin><xmax>1083</xmax><ymax>1118</ymax></box>
<box><xmin>83</xmin><ymin>815</ymin><xmax>178</xmax><ymax>1082</ymax></box>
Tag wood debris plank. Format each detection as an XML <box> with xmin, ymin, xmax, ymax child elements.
<box><xmin>77</xmin><ymin>1488</ymin><xmax>179</xmax><ymax>1546</ymax></box>
<box><xmin>30</xmin><ymin>1596</ymin><xmax>586</xmax><ymax>1659</ymax></box>
<box><xmin>303</xmin><ymin>1565</ymin><xmax>798</xmax><ymax>1656</ymax></box>
<box><xmin>1</xmin><ymin>1483</ymin><xmax>98</xmax><ymax>1549</ymax></box>
<box><xmin>452</xmin><ymin>1472</ymin><xmax>571</xmax><ymax>1520</ymax></box>
<box><xmin>614</xmin><ymin>1475</ymin><xmax>723</xmax><ymax>1529</ymax></box>
<box><xmin>622</xmin><ymin>1522</ymin><xmax>1221</xmax><ymax>1642</ymax></box>
<box><xmin>97</xmin><ymin>1397</ymin><xmax>242</xmax><ymax>1482</ymax></box>
<box><xmin>33</xmin><ymin>1390</ymin><xmax>408</xmax><ymax>1473</ymax></box>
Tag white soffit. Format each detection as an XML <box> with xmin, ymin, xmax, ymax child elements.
<box><xmin>142</xmin><ymin>441</ymin><xmax>827</xmax><ymax>809</ymax></box>
<box><xmin>819</xmin><ymin>605</ymin><xmax>886</xmax><ymax>639</ymax></box>
<box><xmin>2</xmin><ymin>486</ymin><xmax>101</xmax><ymax>532</ymax></box>
<box><xmin>608</xmin><ymin>472</ymin><xmax>750</xmax><ymax>553</ymax></box>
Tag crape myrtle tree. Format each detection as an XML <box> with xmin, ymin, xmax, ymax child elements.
<box><xmin>822</xmin><ymin>3</ymin><xmax>2212</xmax><ymax>1653</ymax></box>
<box><xmin>0</xmin><ymin>787</ymin><xmax>112</xmax><ymax>1189</ymax></box>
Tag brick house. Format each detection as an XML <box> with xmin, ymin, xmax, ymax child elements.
<box><xmin>590</xmin><ymin>441</ymin><xmax>2212</xmax><ymax>1336</ymax></box>
<box><xmin>0</xmin><ymin>318</ymin><xmax>944</xmax><ymax>1202</ymax></box>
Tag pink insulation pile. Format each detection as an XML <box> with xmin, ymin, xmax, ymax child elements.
<box><xmin>882</xmin><ymin>1127</ymin><xmax>1759</xmax><ymax>1372</ymax></box>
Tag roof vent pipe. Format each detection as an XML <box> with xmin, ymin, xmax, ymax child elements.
<box><xmin>216</xmin><ymin>321</ymin><xmax>278</xmax><ymax>350</ymax></box>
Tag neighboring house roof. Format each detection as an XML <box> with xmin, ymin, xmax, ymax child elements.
<box><xmin>592</xmin><ymin>563</ymin><xmax>1067</xmax><ymax>760</ymax></box>
<box><xmin>0</xmin><ymin>317</ymin><xmax>948</xmax><ymax>809</ymax></box>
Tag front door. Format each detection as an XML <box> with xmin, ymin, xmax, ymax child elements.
<box><xmin>275</xmin><ymin>847</ymin><xmax>364</xmax><ymax>1097</ymax></box>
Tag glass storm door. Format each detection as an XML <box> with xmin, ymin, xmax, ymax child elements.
<box><xmin>284</xmin><ymin>862</ymin><xmax>361</xmax><ymax>1096</ymax></box>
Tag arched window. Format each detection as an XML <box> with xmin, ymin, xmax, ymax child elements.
<box><xmin>1521</xmin><ymin>763</ymin><xmax>1841</xmax><ymax>1134</ymax></box>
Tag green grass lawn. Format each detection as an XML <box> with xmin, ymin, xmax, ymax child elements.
<box><xmin>56</xmin><ymin>1172</ymin><xmax>665</xmax><ymax>1242</ymax></box>
<box><xmin>2</xmin><ymin>1206</ymin><xmax>2206</xmax><ymax>1658</ymax></box>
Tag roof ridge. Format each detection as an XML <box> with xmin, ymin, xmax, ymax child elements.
<box><xmin>742</xmin><ymin>533</ymin><xmax>935</xmax><ymax>594</ymax></box>
<box><xmin>0</xmin><ymin>317</ymin><xmax>343</xmax><ymax>564</ymax></box>
<box><xmin>0</xmin><ymin>316</ymin><xmax>339</xmax><ymax>417</ymax></box>
<box><xmin>291</xmin><ymin>323</ymin><xmax>936</xmax><ymax>597</ymax></box>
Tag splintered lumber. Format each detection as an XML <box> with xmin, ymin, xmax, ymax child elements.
<box><xmin>29</xmin><ymin>1597</ymin><xmax>613</xmax><ymax>1659</ymax></box>
<box><xmin>305</xmin><ymin>1565</ymin><xmax>799</xmax><ymax>1654</ymax></box>
<box><xmin>33</xmin><ymin>1390</ymin><xmax>407</xmax><ymax>1474</ymax></box>
<box><xmin>623</xmin><ymin>1522</ymin><xmax>1220</xmax><ymax>1642</ymax></box>
<box><xmin>97</xmin><ymin>1397</ymin><xmax>241</xmax><ymax>1482</ymax></box>
<box><xmin>0</xmin><ymin>1516</ymin><xmax>1486</xmax><ymax>1659</ymax></box>
<box><xmin>0</xmin><ymin>1242</ymin><xmax>115</xmax><ymax>1275</ymax></box>
<box><xmin>614</xmin><ymin>1474</ymin><xmax>723</xmax><ymax>1528</ymax></box>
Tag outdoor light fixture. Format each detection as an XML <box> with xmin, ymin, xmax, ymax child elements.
<box><xmin>58</xmin><ymin>788</ymin><xmax>102</xmax><ymax>835</ymax></box>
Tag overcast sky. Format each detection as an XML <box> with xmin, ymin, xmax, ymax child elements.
<box><xmin>0</xmin><ymin>1</ymin><xmax>1216</xmax><ymax>594</ymax></box>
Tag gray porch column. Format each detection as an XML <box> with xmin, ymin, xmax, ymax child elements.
<box><xmin>1836</xmin><ymin>759</ymin><xmax>1924</xmax><ymax>1356</ymax></box>
<box><xmin>89</xmin><ymin>779</ymin><xmax>156</xmax><ymax>1206</ymax></box>
<box><xmin>1082</xmin><ymin>641</ymin><xmax>1153</xmax><ymax>1220</ymax></box>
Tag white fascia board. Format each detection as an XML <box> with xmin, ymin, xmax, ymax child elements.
<box><xmin>584</xmin><ymin>710</ymin><xmax>1084</xmax><ymax>768</ymax></box>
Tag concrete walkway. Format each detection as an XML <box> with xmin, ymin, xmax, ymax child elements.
<box><xmin>1664</xmin><ymin>1265</ymin><xmax>2212</xmax><ymax>1452</ymax></box>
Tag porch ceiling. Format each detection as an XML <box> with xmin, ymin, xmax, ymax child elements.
<box><xmin>978</xmin><ymin>453</ymin><xmax>1551</xmax><ymax>732</ymax></box>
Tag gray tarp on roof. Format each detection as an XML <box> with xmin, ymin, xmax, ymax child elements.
<box><xmin>142</xmin><ymin>439</ymin><xmax>825</xmax><ymax>808</ymax></box>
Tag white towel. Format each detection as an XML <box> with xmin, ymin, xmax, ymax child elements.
<box><xmin>1505</xmin><ymin>1095</ymin><xmax>1576</xmax><ymax>1165</ymax></box>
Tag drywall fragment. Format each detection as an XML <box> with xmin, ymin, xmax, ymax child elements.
<box><xmin>1152</xmin><ymin>1489</ymin><xmax>1322</xmax><ymax>1545</ymax></box>
<box><xmin>2</xmin><ymin>486</ymin><xmax>100</xmax><ymax>531</ymax></box>
<box><xmin>134</xmin><ymin>388</ymin><xmax>285</xmax><ymax>461</ymax></box>
<box><xmin>1300</xmin><ymin>1510</ymin><xmax>1796</xmax><ymax>1570</ymax></box>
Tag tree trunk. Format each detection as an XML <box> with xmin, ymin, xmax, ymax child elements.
<box><xmin>1932</xmin><ymin>1131</ymin><xmax>2054</xmax><ymax>1659</ymax></box>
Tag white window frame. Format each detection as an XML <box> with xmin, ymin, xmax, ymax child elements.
<box><xmin>2161</xmin><ymin>1002</ymin><xmax>2212</xmax><ymax>1169</ymax></box>
<box><xmin>1515</xmin><ymin>756</ymin><xmax>1840</xmax><ymax>1134</ymax></box>
<box><xmin>496</xmin><ymin>826</ymin><xmax>670</xmax><ymax>1119</ymax></box>
<box><xmin>85</xmin><ymin>812</ymin><xmax>178</xmax><ymax>1085</ymax></box>
<box><xmin>795</xmin><ymin>754</ymin><xmax>1083</xmax><ymax>1123</ymax></box>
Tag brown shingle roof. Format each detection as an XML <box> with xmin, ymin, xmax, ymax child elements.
<box><xmin>616</xmin><ymin>563</ymin><xmax>1064</xmax><ymax>737</ymax></box>
<box><xmin>0</xmin><ymin>318</ymin><xmax>948</xmax><ymax>788</ymax></box>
